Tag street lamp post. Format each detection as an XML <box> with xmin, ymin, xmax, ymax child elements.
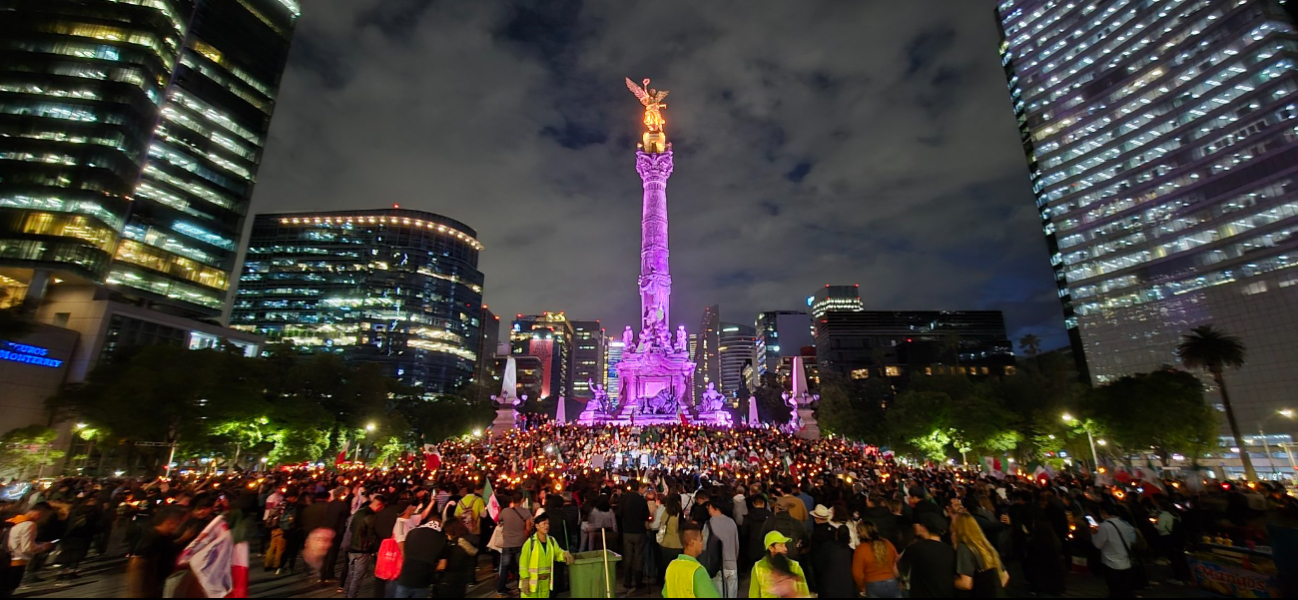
<box><xmin>1258</xmin><ymin>409</ymin><xmax>1295</xmax><ymax>478</ymax></box>
<box><xmin>1064</xmin><ymin>413</ymin><xmax>1100</xmax><ymax>473</ymax></box>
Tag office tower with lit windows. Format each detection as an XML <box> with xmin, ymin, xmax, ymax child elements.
<box><xmin>718</xmin><ymin>322</ymin><xmax>757</xmax><ymax>396</ymax></box>
<box><xmin>814</xmin><ymin>310</ymin><xmax>1014</xmax><ymax>384</ymax></box>
<box><xmin>0</xmin><ymin>0</ymin><xmax>297</xmax><ymax>431</ymax></box>
<box><xmin>692</xmin><ymin>304</ymin><xmax>720</xmax><ymax>398</ymax></box>
<box><xmin>1</xmin><ymin>0</ymin><xmax>299</xmax><ymax>315</ymax></box>
<box><xmin>996</xmin><ymin>0</ymin><xmax>1298</xmax><ymax>428</ymax></box>
<box><xmin>570</xmin><ymin>320</ymin><xmax>606</xmax><ymax>400</ymax></box>
<box><xmin>606</xmin><ymin>339</ymin><xmax>625</xmax><ymax>401</ymax></box>
<box><xmin>475</xmin><ymin>306</ymin><xmax>499</xmax><ymax>385</ymax></box>
<box><xmin>510</xmin><ymin>312</ymin><xmax>574</xmax><ymax>400</ymax></box>
<box><xmin>754</xmin><ymin>310</ymin><xmax>813</xmax><ymax>378</ymax></box>
<box><xmin>808</xmin><ymin>284</ymin><xmax>863</xmax><ymax>319</ymax></box>
<box><xmin>233</xmin><ymin>208</ymin><xmax>485</xmax><ymax>395</ymax></box>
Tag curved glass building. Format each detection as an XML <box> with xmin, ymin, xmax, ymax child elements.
<box><xmin>234</xmin><ymin>209</ymin><xmax>486</xmax><ymax>395</ymax></box>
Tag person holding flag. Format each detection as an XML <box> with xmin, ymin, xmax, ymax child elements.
<box><xmin>518</xmin><ymin>513</ymin><xmax>572</xmax><ymax>599</ymax></box>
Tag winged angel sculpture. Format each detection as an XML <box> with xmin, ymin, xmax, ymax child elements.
<box><xmin>626</xmin><ymin>77</ymin><xmax>669</xmax><ymax>132</ymax></box>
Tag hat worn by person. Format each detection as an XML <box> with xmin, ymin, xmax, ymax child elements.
<box><xmin>764</xmin><ymin>531</ymin><xmax>793</xmax><ymax>549</ymax></box>
<box><xmin>810</xmin><ymin>504</ymin><xmax>832</xmax><ymax>520</ymax></box>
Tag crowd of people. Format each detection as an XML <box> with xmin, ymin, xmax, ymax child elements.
<box><xmin>0</xmin><ymin>422</ymin><xmax>1294</xmax><ymax>598</ymax></box>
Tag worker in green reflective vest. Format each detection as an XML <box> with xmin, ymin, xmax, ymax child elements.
<box><xmin>519</xmin><ymin>513</ymin><xmax>572</xmax><ymax>599</ymax></box>
<box><xmin>664</xmin><ymin>527</ymin><xmax>720</xmax><ymax>598</ymax></box>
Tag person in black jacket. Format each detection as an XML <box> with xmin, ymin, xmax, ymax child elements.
<box><xmin>619</xmin><ymin>484</ymin><xmax>650</xmax><ymax>590</ymax></box>
<box><xmin>321</xmin><ymin>487</ymin><xmax>350</xmax><ymax>584</ymax></box>
<box><xmin>345</xmin><ymin>494</ymin><xmax>386</xmax><ymax>598</ymax></box>
<box><xmin>394</xmin><ymin>517</ymin><xmax>448</xmax><ymax>598</ymax></box>
<box><xmin>812</xmin><ymin>522</ymin><xmax>857</xmax><ymax>598</ymax></box>
<box><xmin>438</xmin><ymin>520</ymin><xmax>479</xmax><ymax>598</ymax></box>
<box><xmin>743</xmin><ymin>496</ymin><xmax>773</xmax><ymax>570</ymax></box>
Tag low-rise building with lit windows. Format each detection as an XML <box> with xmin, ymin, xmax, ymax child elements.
<box><xmin>814</xmin><ymin>310</ymin><xmax>1015</xmax><ymax>384</ymax></box>
<box><xmin>232</xmin><ymin>208</ymin><xmax>486</xmax><ymax>396</ymax></box>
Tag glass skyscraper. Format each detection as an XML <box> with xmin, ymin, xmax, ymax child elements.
<box><xmin>996</xmin><ymin>0</ymin><xmax>1298</xmax><ymax>427</ymax></box>
<box><xmin>754</xmin><ymin>310</ymin><xmax>813</xmax><ymax>379</ymax></box>
<box><xmin>0</xmin><ymin>0</ymin><xmax>299</xmax><ymax>316</ymax></box>
<box><xmin>718</xmin><ymin>322</ymin><xmax>756</xmax><ymax>397</ymax></box>
<box><xmin>233</xmin><ymin>209</ymin><xmax>485</xmax><ymax>396</ymax></box>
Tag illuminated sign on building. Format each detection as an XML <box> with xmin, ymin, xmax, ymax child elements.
<box><xmin>0</xmin><ymin>342</ymin><xmax>63</xmax><ymax>368</ymax></box>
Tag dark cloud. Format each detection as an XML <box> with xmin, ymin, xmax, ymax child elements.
<box><xmin>250</xmin><ymin>0</ymin><xmax>1069</xmax><ymax>354</ymax></box>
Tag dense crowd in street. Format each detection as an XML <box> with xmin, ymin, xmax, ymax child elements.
<box><xmin>1</xmin><ymin>422</ymin><xmax>1295</xmax><ymax>598</ymax></box>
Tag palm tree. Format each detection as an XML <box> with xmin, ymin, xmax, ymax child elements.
<box><xmin>1177</xmin><ymin>325</ymin><xmax>1254</xmax><ymax>481</ymax></box>
<box><xmin>1018</xmin><ymin>334</ymin><xmax>1041</xmax><ymax>358</ymax></box>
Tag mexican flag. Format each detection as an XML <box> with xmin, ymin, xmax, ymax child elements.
<box><xmin>484</xmin><ymin>478</ymin><xmax>501</xmax><ymax>522</ymax></box>
<box><xmin>980</xmin><ymin>456</ymin><xmax>1004</xmax><ymax>478</ymax></box>
<box><xmin>335</xmin><ymin>439</ymin><xmax>350</xmax><ymax>466</ymax></box>
<box><xmin>1031</xmin><ymin>463</ymin><xmax>1054</xmax><ymax>482</ymax></box>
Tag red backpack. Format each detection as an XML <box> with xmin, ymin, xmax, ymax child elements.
<box><xmin>374</xmin><ymin>537</ymin><xmax>402</xmax><ymax>581</ymax></box>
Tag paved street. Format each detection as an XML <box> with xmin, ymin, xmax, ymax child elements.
<box><xmin>15</xmin><ymin>551</ymin><xmax>1209</xmax><ymax>598</ymax></box>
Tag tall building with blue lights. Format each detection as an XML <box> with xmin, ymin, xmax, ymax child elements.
<box><xmin>996</xmin><ymin>0</ymin><xmax>1298</xmax><ymax>430</ymax></box>
<box><xmin>1</xmin><ymin>0</ymin><xmax>300</xmax><ymax>316</ymax></box>
<box><xmin>233</xmin><ymin>208</ymin><xmax>485</xmax><ymax>395</ymax></box>
<box><xmin>0</xmin><ymin>0</ymin><xmax>298</xmax><ymax>432</ymax></box>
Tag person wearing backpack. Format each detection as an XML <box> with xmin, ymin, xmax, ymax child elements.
<box><xmin>453</xmin><ymin>486</ymin><xmax>485</xmax><ymax>547</ymax></box>
<box><xmin>2</xmin><ymin>502</ymin><xmax>53</xmax><ymax>598</ymax></box>
<box><xmin>1091</xmin><ymin>503</ymin><xmax>1139</xmax><ymax>598</ymax></box>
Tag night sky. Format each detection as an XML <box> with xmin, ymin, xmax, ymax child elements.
<box><xmin>250</xmin><ymin>0</ymin><xmax>1067</xmax><ymax>352</ymax></box>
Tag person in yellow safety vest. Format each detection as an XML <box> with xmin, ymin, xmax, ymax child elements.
<box><xmin>519</xmin><ymin>513</ymin><xmax>572</xmax><ymax>598</ymax></box>
<box><xmin>664</xmin><ymin>526</ymin><xmax>720</xmax><ymax>598</ymax></box>
<box><xmin>749</xmin><ymin>531</ymin><xmax>810</xmax><ymax>598</ymax></box>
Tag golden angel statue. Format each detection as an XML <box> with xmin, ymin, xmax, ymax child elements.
<box><xmin>626</xmin><ymin>77</ymin><xmax>669</xmax><ymax>132</ymax></box>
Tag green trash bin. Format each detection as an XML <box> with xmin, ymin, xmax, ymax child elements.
<box><xmin>568</xmin><ymin>550</ymin><xmax>621</xmax><ymax>598</ymax></box>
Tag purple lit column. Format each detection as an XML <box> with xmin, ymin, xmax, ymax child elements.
<box><xmin>636</xmin><ymin>149</ymin><xmax>674</xmax><ymax>332</ymax></box>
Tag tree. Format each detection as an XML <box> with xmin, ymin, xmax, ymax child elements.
<box><xmin>0</xmin><ymin>426</ymin><xmax>65</xmax><ymax>479</ymax></box>
<box><xmin>751</xmin><ymin>373</ymin><xmax>791</xmax><ymax>424</ymax></box>
<box><xmin>1177</xmin><ymin>325</ymin><xmax>1253</xmax><ymax>480</ymax></box>
<box><xmin>887</xmin><ymin>377</ymin><xmax>1024</xmax><ymax>463</ymax></box>
<box><xmin>1087</xmin><ymin>369</ymin><xmax>1216</xmax><ymax>466</ymax></box>
<box><xmin>1018</xmin><ymin>334</ymin><xmax>1041</xmax><ymax>358</ymax></box>
<box><xmin>816</xmin><ymin>374</ymin><xmax>891</xmax><ymax>443</ymax></box>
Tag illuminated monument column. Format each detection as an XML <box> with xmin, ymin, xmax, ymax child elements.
<box><xmin>579</xmin><ymin>78</ymin><xmax>720</xmax><ymax>425</ymax></box>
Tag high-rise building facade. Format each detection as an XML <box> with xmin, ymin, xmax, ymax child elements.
<box><xmin>0</xmin><ymin>0</ymin><xmax>297</xmax><ymax>433</ymax></box>
<box><xmin>808</xmin><ymin>284</ymin><xmax>863</xmax><ymax>319</ymax></box>
<box><xmin>815</xmin><ymin>310</ymin><xmax>1015</xmax><ymax>383</ymax></box>
<box><xmin>233</xmin><ymin>209</ymin><xmax>485</xmax><ymax>395</ymax></box>
<box><xmin>570</xmin><ymin>320</ymin><xmax>606</xmax><ymax>400</ymax></box>
<box><xmin>718</xmin><ymin>322</ymin><xmax>757</xmax><ymax>396</ymax></box>
<box><xmin>474</xmin><ymin>306</ymin><xmax>499</xmax><ymax>386</ymax></box>
<box><xmin>996</xmin><ymin>0</ymin><xmax>1298</xmax><ymax>428</ymax></box>
<box><xmin>0</xmin><ymin>0</ymin><xmax>300</xmax><ymax>316</ymax></box>
<box><xmin>510</xmin><ymin>312</ymin><xmax>574</xmax><ymax>400</ymax></box>
<box><xmin>606</xmin><ymin>339</ymin><xmax>625</xmax><ymax>402</ymax></box>
<box><xmin>754</xmin><ymin>310</ymin><xmax>813</xmax><ymax>378</ymax></box>
<box><xmin>692</xmin><ymin>304</ymin><xmax>720</xmax><ymax>398</ymax></box>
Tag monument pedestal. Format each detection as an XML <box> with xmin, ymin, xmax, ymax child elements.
<box><xmin>491</xmin><ymin>408</ymin><xmax>519</xmax><ymax>433</ymax></box>
<box><xmin>796</xmin><ymin>407</ymin><xmax>820</xmax><ymax>440</ymax></box>
<box><xmin>694</xmin><ymin>410</ymin><xmax>734</xmax><ymax>428</ymax></box>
